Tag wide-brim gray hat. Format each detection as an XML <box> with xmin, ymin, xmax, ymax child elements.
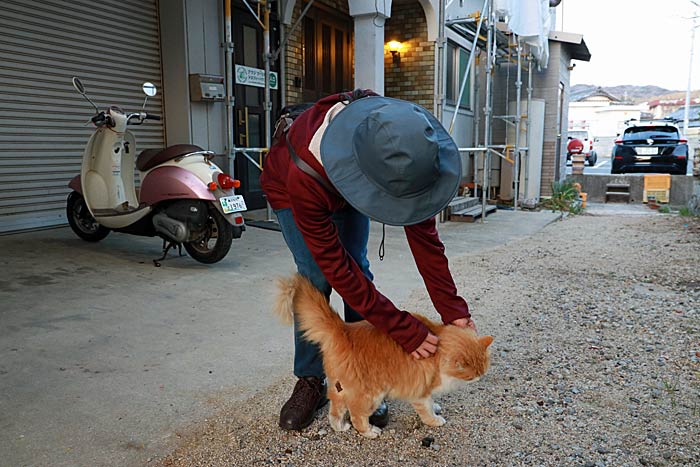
<box><xmin>320</xmin><ymin>96</ymin><xmax>461</xmax><ymax>226</ymax></box>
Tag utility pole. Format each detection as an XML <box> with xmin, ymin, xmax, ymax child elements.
<box><xmin>684</xmin><ymin>2</ymin><xmax>700</xmax><ymax>137</ymax></box>
<box><xmin>684</xmin><ymin>2</ymin><xmax>700</xmax><ymax>176</ymax></box>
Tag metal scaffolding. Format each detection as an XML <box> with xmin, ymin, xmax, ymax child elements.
<box><xmin>443</xmin><ymin>0</ymin><xmax>536</xmax><ymax>221</ymax></box>
<box><xmin>227</xmin><ymin>0</ymin><xmax>538</xmax><ymax>224</ymax></box>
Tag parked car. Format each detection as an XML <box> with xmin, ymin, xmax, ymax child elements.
<box><xmin>611</xmin><ymin>122</ymin><xmax>688</xmax><ymax>175</ymax></box>
<box><xmin>566</xmin><ymin>129</ymin><xmax>597</xmax><ymax>166</ymax></box>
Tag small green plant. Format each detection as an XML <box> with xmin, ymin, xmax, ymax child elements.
<box><xmin>662</xmin><ymin>378</ymin><xmax>679</xmax><ymax>409</ymax></box>
<box><xmin>540</xmin><ymin>180</ymin><xmax>582</xmax><ymax>214</ymax></box>
<box><xmin>658</xmin><ymin>205</ymin><xmax>671</xmax><ymax>214</ymax></box>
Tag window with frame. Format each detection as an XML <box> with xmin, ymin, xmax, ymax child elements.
<box><xmin>445</xmin><ymin>42</ymin><xmax>471</xmax><ymax>109</ymax></box>
<box><xmin>302</xmin><ymin>5</ymin><xmax>352</xmax><ymax>102</ymax></box>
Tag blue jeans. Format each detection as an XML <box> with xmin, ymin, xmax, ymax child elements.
<box><xmin>275</xmin><ymin>206</ymin><xmax>373</xmax><ymax>378</ymax></box>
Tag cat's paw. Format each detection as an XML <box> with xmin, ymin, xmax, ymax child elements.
<box><xmin>359</xmin><ymin>425</ymin><xmax>382</xmax><ymax>438</ymax></box>
<box><xmin>424</xmin><ymin>415</ymin><xmax>446</xmax><ymax>427</ymax></box>
<box><xmin>329</xmin><ymin>415</ymin><xmax>351</xmax><ymax>432</ymax></box>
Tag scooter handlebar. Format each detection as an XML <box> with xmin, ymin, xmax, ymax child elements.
<box><xmin>126</xmin><ymin>112</ymin><xmax>161</xmax><ymax>124</ymax></box>
<box><xmin>91</xmin><ymin>112</ymin><xmax>113</xmax><ymax>127</ymax></box>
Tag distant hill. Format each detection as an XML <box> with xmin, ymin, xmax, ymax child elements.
<box><xmin>571</xmin><ymin>84</ymin><xmax>686</xmax><ymax>103</ymax></box>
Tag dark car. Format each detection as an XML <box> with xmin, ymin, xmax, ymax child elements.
<box><xmin>611</xmin><ymin>123</ymin><xmax>688</xmax><ymax>174</ymax></box>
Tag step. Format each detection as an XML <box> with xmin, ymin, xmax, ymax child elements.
<box><xmin>606</xmin><ymin>183</ymin><xmax>630</xmax><ymax>189</ymax></box>
<box><xmin>605</xmin><ymin>191</ymin><xmax>630</xmax><ymax>203</ymax></box>
<box><xmin>449</xmin><ymin>204</ymin><xmax>497</xmax><ymax>223</ymax></box>
<box><xmin>447</xmin><ymin>196</ymin><xmax>480</xmax><ymax>214</ymax></box>
<box><xmin>605</xmin><ymin>191</ymin><xmax>631</xmax><ymax>196</ymax></box>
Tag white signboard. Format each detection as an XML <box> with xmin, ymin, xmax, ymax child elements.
<box><xmin>235</xmin><ymin>64</ymin><xmax>278</xmax><ymax>90</ymax></box>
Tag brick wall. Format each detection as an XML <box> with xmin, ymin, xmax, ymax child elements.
<box><xmin>284</xmin><ymin>3</ymin><xmax>304</xmax><ymax>105</ymax></box>
<box><xmin>283</xmin><ymin>1</ymin><xmax>434</xmax><ymax>110</ymax></box>
<box><xmin>283</xmin><ymin>1</ymin><xmax>351</xmax><ymax>105</ymax></box>
<box><xmin>384</xmin><ymin>1</ymin><xmax>434</xmax><ymax>109</ymax></box>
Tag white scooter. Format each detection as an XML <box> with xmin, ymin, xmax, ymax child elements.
<box><xmin>67</xmin><ymin>77</ymin><xmax>246</xmax><ymax>265</ymax></box>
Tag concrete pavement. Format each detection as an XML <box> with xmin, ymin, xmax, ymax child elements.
<box><xmin>0</xmin><ymin>209</ymin><xmax>560</xmax><ymax>467</ymax></box>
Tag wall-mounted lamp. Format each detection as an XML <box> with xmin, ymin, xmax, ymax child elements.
<box><xmin>387</xmin><ymin>40</ymin><xmax>402</xmax><ymax>65</ymax></box>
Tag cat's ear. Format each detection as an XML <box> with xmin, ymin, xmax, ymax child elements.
<box><xmin>479</xmin><ymin>335</ymin><xmax>494</xmax><ymax>349</ymax></box>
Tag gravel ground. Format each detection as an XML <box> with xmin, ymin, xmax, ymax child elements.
<box><xmin>159</xmin><ymin>213</ymin><xmax>700</xmax><ymax>467</ymax></box>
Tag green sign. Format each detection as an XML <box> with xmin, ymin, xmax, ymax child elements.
<box><xmin>235</xmin><ymin>64</ymin><xmax>278</xmax><ymax>90</ymax></box>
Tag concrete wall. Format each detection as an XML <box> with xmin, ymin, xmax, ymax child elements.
<box><xmin>569</xmin><ymin>174</ymin><xmax>696</xmax><ymax>207</ymax></box>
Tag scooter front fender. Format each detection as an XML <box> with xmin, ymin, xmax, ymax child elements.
<box><xmin>140</xmin><ymin>166</ymin><xmax>216</xmax><ymax>206</ymax></box>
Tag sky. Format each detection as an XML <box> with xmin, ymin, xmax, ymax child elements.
<box><xmin>558</xmin><ymin>0</ymin><xmax>699</xmax><ymax>91</ymax></box>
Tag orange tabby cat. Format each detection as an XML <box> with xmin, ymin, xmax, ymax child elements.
<box><xmin>274</xmin><ymin>274</ymin><xmax>493</xmax><ymax>438</ymax></box>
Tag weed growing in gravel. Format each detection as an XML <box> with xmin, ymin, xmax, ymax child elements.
<box><xmin>541</xmin><ymin>180</ymin><xmax>583</xmax><ymax>214</ymax></box>
<box><xmin>662</xmin><ymin>379</ymin><xmax>679</xmax><ymax>408</ymax></box>
<box><xmin>679</xmin><ymin>206</ymin><xmax>699</xmax><ymax>217</ymax></box>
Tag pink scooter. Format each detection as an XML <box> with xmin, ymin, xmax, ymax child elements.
<box><xmin>66</xmin><ymin>78</ymin><xmax>246</xmax><ymax>265</ymax></box>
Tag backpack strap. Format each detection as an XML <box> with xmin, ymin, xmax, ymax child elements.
<box><xmin>286</xmin><ymin>138</ymin><xmax>340</xmax><ymax>196</ymax></box>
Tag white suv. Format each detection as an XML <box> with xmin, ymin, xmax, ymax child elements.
<box><xmin>567</xmin><ymin>129</ymin><xmax>598</xmax><ymax>166</ymax></box>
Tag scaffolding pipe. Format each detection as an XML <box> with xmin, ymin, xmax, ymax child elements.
<box><xmin>472</xmin><ymin>52</ymin><xmax>480</xmax><ymax>192</ymax></box>
<box><xmin>481</xmin><ymin>1</ymin><xmax>494</xmax><ymax>224</ymax></box>
<box><xmin>449</xmin><ymin>0</ymin><xmax>488</xmax><ymax>134</ymax></box>
<box><xmin>263</xmin><ymin>1</ymin><xmax>273</xmax><ymax>220</ymax></box>
<box><xmin>435</xmin><ymin>0</ymin><xmax>446</xmax><ymax>119</ymax></box>
<box><xmin>524</xmin><ymin>53</ymin><xmax>533</xmax><ymax>201</ymax></box>
<box><xmin>513</xmin><ymin>37</ymin><xmax>522</xmax><ymax>211</ymax></box>
<box><xmin>273</xmin><ymin>0</ymin><xmax>316</xmax><ymax>61</ymax></box>
<box><xmin>224</xmin><ymin>0</ymin><xmax>236</xmax><ymax>182</ymax></box>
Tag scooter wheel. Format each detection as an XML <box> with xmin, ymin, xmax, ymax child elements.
<box><xmin>66</xmin><ymin>191</ymin><xmax>111</xmax><ymax>242</ymax></box>
<box><xmin>184</xmin><ymin>207</ymin><xmax>233</xmax><ymax>264</ymax></box>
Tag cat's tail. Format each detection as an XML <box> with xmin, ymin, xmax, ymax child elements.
<box><xmin>273</xmin><ymin>274</ymin><xmax>346</xmax><ymax>346</ymax></box>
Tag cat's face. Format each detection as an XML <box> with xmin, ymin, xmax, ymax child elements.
<box><xmin>440</xmin><ymin>332</ymin><xmax>494</xmax><ymax>385</ymax></box>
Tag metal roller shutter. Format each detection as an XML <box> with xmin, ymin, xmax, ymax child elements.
<box><xmin>0</xmin><ymin>0</ymin><xmax>164</xmax><ymax>233</ymax></box>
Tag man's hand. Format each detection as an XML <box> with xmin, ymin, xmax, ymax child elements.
<box><xmin>451</xmin><ymin>317</ymin><xmax>477</xmax><ymax>332</ymax></box>
<box><xmin>411</xmin><ymin>332</ymin><xmax>439</xmax><ymax>359</ymax></box>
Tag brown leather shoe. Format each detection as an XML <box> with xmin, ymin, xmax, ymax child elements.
<box><xmin>279</xmin><ymin>376</ymin><xmax>328</xmax><ymax>431</ymax></box>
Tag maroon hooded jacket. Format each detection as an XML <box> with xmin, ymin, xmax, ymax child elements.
<box><xmin>260</xmin><ymin>93</ymin><xmax>470</xmax><ymax>353</ymax></box>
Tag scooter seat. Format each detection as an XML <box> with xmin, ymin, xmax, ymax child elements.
<box><xmin>136</xmin><ymin>144</ymin><xmax>205</xmax><ymax>171</ymax></box>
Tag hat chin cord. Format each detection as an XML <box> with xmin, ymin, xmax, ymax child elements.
<box><xmin>378</xmin><ymin>223</ymin><xmax>386</xmax><ymax>261</ymax></box>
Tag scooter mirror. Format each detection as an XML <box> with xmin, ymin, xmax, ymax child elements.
<box><xmin>142</xmin><ymin>82</ymin><xmax>157</xmax><ymax>97</ymax></box>
<box><xmin>72</xmin><ymin>77</ymin><xmax>85</xmax><ymax>94</ymax></box>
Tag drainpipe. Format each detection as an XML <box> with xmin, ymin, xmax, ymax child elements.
<box><xmin>279</xmin><ymin>25</ymin><xmax>287</xmax><ymax>108</ymax></box>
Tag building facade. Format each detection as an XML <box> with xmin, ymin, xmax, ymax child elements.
<box><xmin>0</xmin><ymin>0</ymin><xmax>588</xmax><ymax>233</ymax></box>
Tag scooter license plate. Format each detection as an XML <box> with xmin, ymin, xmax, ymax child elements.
<box><xmin>220</xmin><ymin>195</ymin><xmax>247</xmax><ymax>214</ymax></box>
